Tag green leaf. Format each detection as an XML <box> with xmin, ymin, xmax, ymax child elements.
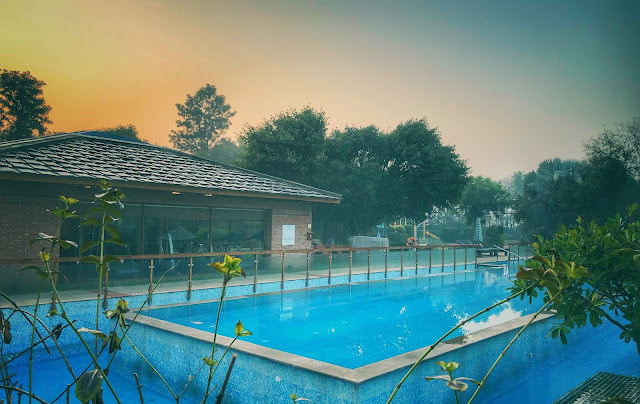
<box><xmin>202</xmin><ymin>357</ymin><xmax>217</xmax><ymax>367</ymax></box>
<box><xmin>47</xmin><ymin>308</ymin><xmax>58</xmax><ymax>317</ymax></box>
<box><xmin>80</xmin><ymin>241</ymin><xmax>101</xmax><ymax>253</ymax></box>
<box><xmin>104</xmin><ymin>238</ymin><xmax>126</xmax><ymax>247</ymax></box>
<box><xmin>446</xmin><ymin>379</ymin><xmax>469</xmax><ymax>392</ymax></box>
<box><xmin>426</xmin><ymin>374</ymin><xmax>450</xmax><ymax>382</ymax></box>
<box><xmin>78</xmin><ymin>327</ymin><xmax>107</xmax><ymax>340</ymax></box>
<box><xmin>104</xmin><ymin>225</ymin><xmax>120</xmax><ymax>239</ymax></box>
<box><xmin>80</xmin><ymin>255</ymin><xmax>101</xmax><ymax>265</ymax></box>
<box><xmin>82</xmin><ymin>218</ymin><xmax>102</xmax><ymax>227</ymax></box>
<box><xmin>52</xmin><ymin>323</ymin><xmax>63</xmax><ymax>339</ymax></box>
<box><xmin>103</xmin><ymin>255</ymin><xmax>123</xmax><ymax>265</ymax></box>
<box><xmin>59</xmin><ymin>239</ymin><xmax>78</xmax><ymax>250</ymax></box>
<box><xmin>75</xmin><ymin>369</ymin><xmax>103</xmax><ymax>404</ymax></box>
<box><xmin>108</xmin><ymin>332</ymin><xmax>122</xmax><ymax>353</ymax></box>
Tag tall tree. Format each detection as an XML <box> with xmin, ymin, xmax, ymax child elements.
<box><xmin>169</xmin><ymin>84</ymin><xmax>235</xmax><ymax>154</ymax></box>
<box><xmin>460</xmin><ymin>176</ymin><xmax>510</xmax><ymax>225</ymax></box>
<box><xmin>0</xmin><ymin>69</ymin><xmax>52</xmax><ymax>142</ymax></box>
<box><xmin>585</xmin><ymin>116</ymin><xmax>640</xmax><ymax>180</ymax></box>
<box><xmin>385</xmin><ymin>119</ymin><xmax>469</xmax><ymax>221</ymax></box>
<box><xmin>238</xmin><ymin>107</ymin><xmax>326</xmax><ymax>186</ymax></box>
<box><xmin>316</xmin><ymin>125</ymin><xmax>390</xmax><ymax>240</ymax></box>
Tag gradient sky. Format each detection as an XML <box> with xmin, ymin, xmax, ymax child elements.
<box><xmin>1</xmin><ymin>0</ymin><xmax>639</xmax><ymax>179</ymax></box>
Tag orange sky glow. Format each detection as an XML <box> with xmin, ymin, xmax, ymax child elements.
<box><xmin>1</xmin><ymin>1</ymin><xmax>638</xmax><ymax>179</ymax></box>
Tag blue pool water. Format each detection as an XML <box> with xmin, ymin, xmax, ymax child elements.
<box><xmin>145</xmin><ymin>265</ymin><xmax>542</xmax><ymax>368</ymax></box>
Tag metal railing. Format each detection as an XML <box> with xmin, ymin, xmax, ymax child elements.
<box><xmin>0</xmin><ymin>243</ymin><xmax>522</xmax><ymax>306</ymax></box>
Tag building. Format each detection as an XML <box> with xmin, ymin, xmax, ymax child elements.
<box><xmin>0</xmin><ymin>131</ymin><xmax>340</xmax><ymax>290</ymax></box>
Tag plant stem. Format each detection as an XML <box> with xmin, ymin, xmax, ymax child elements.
<box><xmin>96</xmin><ymin>210</ymin><xmax>107</xmax><ymax>357</ymax></box>
<box><xmin>466</xmin><ymin>297</ymin><xmax>554</xmax><ymax>404</ymax></box>
<box><xmin>385</xmin><ymin>283</ymin><xmax>536</xmax><ymax>404</ymax></box>
<box><xmin>28</xmin><ymin>279</ymin><xmax>43</xmax><ymax>404</ymax></box>
<box><xmin>121</xmin><ymin>330</ymin><xmax>177</xmax><ymax>399</ymax></box>
<box><xmin>454</xmin><ymin>390</ymin><xmax>459</xmax><ymax>404</ymax></box>
<box><xmin>46</xmin><ymin>265</ymin><xmax>122</xmax><ymax>404</ymax></box>
<box><xmin>203</xmin><ymin>282</ymin><xmax>227</xmax><ymax>404</ymax></box>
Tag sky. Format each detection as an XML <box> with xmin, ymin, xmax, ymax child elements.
<box><xmin>1</xmin><ymin>0</ymin><xmax>639</xmax><ymax>179</ymax></box>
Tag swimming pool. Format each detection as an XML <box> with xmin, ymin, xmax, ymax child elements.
<box><xmin>143</xmin><ymin>265</ymin><xmax>541</xmax><ymax>368</ymax></box>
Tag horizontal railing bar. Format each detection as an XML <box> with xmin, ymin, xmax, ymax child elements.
<box><xmin>0</xmin><ymin>244</ymin><xmax>482</xmax><ymax>266</ymax></box>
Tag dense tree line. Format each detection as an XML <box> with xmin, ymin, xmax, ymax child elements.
<box><xmin>237</xmin><ymin>107</ymin><xmax>469</xmax><ymax>242</ymax></box>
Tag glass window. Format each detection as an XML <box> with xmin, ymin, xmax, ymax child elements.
<box><xmin>211</xmin><ymin>208</ymin><xmax>265</xmax><ymax>252</ymax></box>
<box><xmin>60</xmin><ymin>203</ymin><xmax>143</xmax><ymax>256</ymax></box>
<box><xmin>143</xmin><ymin>205</ymin><xmax>210</xmax><ymax>255</ymax></box>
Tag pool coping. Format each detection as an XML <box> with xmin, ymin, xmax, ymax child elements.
<box><xmin>126</xmin><ymin>274</ymin><xmax>554</xmax><ymax>385</ymax></box>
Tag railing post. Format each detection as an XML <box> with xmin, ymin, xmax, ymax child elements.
<box><xmin>281</xmin><ymin>253</ymin><xmax>285</xmax><ymax>290</ymax></box>
<box><xmin>328</xmin><ymin>251</ymin><xmax>333</xmax><ymax>285</ymax></box>
<box><xmin>400</xmin><ymin>248</ymin><xmax>404</xmax><ymax>277</ymax></box>
<box><xmin>429</xmin><ymin>248</ymin><xmax>432</xmax><ymax>274</ymax></box>
<box><xmin>474</xmin><ymin>247</ymin><xmax>478</xmax><ymax>269</ymax></box>
<box><xmin>517</xmin><ymin>244</ymin><xmax>521</xmax><ymax>260</ymax></box>
<box><xmin>453</xmin><ymin>247</ymin><xmax>457</xmax><ymax>272</ymax></box>
<box><xmin>464</xmin><ymin>246</ymin><xmax>468</xmax><ymax>270</ymax></box>
<box><xmin>415</xmin><ymin>248</ymin><xmax>418</xmax><ymax>275</ymax></box>
<box><xmin>148</xmin><ymin>259</ymin><xmax>154</xmax><ymax>304</ymax></box>
<box><xmin>187</xmin><ymin>257</ymin><xmax>193</xmax><ymax>301</ymax></box>
<box><xmin>441</xmin><ymin>246</ymin><xmax>445</xmax><ymax>273</ymax></box>
<box><xmin>253</xmin><ymin>254</ymin><xmax>258</xmax><ymax>293</ymax></box>
<box><xmin>305</xmin><ymin>252</ymin><xmax>310</xmax><ymax>288</ymax></box>
<box><xmin>103</xmin><ymin>264</ymin><xmax>109</xmax><ymax>309</ymax></box>
<box><xmin>367</xmin><ymin>249</ymin><xmax>371</xmax><ymax>280</ymax></box>
<box><xmin>384</xmin><ymin>248</ymin><xmax>388</xmax><ymax>279</ymax></box>
<box><xmin>348</xmin><ymin>250</ymin><xmax>352</xmax><ymax>283</ymax></box>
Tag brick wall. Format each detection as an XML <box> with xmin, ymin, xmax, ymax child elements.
<box><xmin>0</xmin><ymin>193</ymin><xmax>61</xmax><ymax>259</ymax></box>
<box><xmin>270</xmin><ymin>205</ymin><xmax>312</xmax><ymax>250</ymax></box>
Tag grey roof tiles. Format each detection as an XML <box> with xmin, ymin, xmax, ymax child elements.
<box><xmin>0</xmin><ymin>132</ymin><xmax>341</xmax><ymax>202</ymax></box>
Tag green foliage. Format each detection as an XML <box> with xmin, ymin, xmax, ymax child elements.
<box><xmin>385</xmin><ymin>119</ymin><xmax>469</xmax><ymax>221</ymax></box>
<box><xmin>75</xmin><ymin>369</ymin><xmax>104</xmax><ymax>404</ymax></box>
<box><xmin>513</xmin><ymin>158</ymin><xmax>583</xmax><ymax>238</ymax></box>
<box><xmin>238</xmin><ymin>106</ymin><xmax>327</xmax><ymax>186</ymax></box>
<box><xmin>98</xmin><ymin>124</ymin><xmax>147</xmax><ymax>142</ymax></box>
<box><xmin>0</xmin><ymin>69</ymin><xmax>52</xmax><ymax>142</ymax></box>
<box><xmin>170</xmin><ymin>84</ymin><xmax>235</xmax><ymax>154</ymax></box>
<box><xmin>196</xmin><ymin>137</ymin><xmax>244</xmax><ymax>165</ymax></box>
<box><xmin>208</xmin><ymin>254</ymin><xmax>246</xmax><ymax>285</ymax></box>
<box><xmin>483</xmin><ymin>226</ymin><xmax>505</xmax><ymax>248</ymax></box>
<box><xmin>585</xmin><ymin>116</ymin><xmax>640</xmax><ymax>180</ymax></box>
<box><xmin>513</xmin><ymin>206</ymin><xmax>640</xmax><ymax>351</ymax></box>
<box><xmin>460</xmin><ymin>176</ymin><xmax>510</xmax><ymax>225</ymax></box>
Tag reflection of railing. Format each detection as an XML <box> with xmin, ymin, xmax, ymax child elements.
<box><xmin>504</xmin><ymin>242</ymin><xmax>534</xmax><ymax>261</ymax></box>
<box><xmin>1</xmin><ymin>244</ymin><xmax>488</xmax><ymax>307</ymax></box>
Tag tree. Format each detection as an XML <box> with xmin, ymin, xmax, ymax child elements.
<box><xmin>169</xmin><ymin>84</ymin><xmax>235</xmax><ymax>154</ymax></box>
<box><xmin>513</xmin><ymin>159</ymin><xmax>583</xmax><ymax>239</ymax></box>
<box><xmin>573</xmin><ymin>156</ymin><xmax>640</xmax><ymax>224</ymax></box>
<box><xmin>460</xmin><ymin>176</ymin><xmax>510</xmax><ymax>225</ymax></box>
<box><xmin>98</xmin><ymin>124</ymin><xmax>146</xmax><ymax>142</ymax></box>
<box><xmin>385</xmin><ymin>119</ymin><xmax>469</xmax><ymax>221</ymax></box>
<box><xmin>196</xmin><ymin>137</ymin><xmax>243</xmax><ymax>165</ymax></box>
<box><xmin>238</xmin><ymin>107</ymin><xmax>326</xmax><ymax>186</ymax></box>
<box><xmin>0</xmin><ymin>69</ymin><xmax>52</xmax><ymax>142</ymax></box>
<box><xmin>585</xmin><ymin>116</ymin><xmax>640</xmax><ymax>180</ymax></box>
<box><xmin>315</xmin><ymin>126</ymin><xmax>390</xmax><ymax>241</ymax></box>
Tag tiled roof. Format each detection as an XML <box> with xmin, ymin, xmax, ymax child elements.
<box><xmin>0</xmin><ymin>132</ymin><xmax>341</xmax><ymax>202</ymax></box>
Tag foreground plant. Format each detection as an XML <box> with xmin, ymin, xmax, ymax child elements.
<box><xmin>425</xmin><ymin>361</ymin><xmax>479</xmax><ymax>404</ymax></box>
<box><xmin>525</xmin><ymin>204</ymin><xmax>640</xmax><ymax>354</ymax></box>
